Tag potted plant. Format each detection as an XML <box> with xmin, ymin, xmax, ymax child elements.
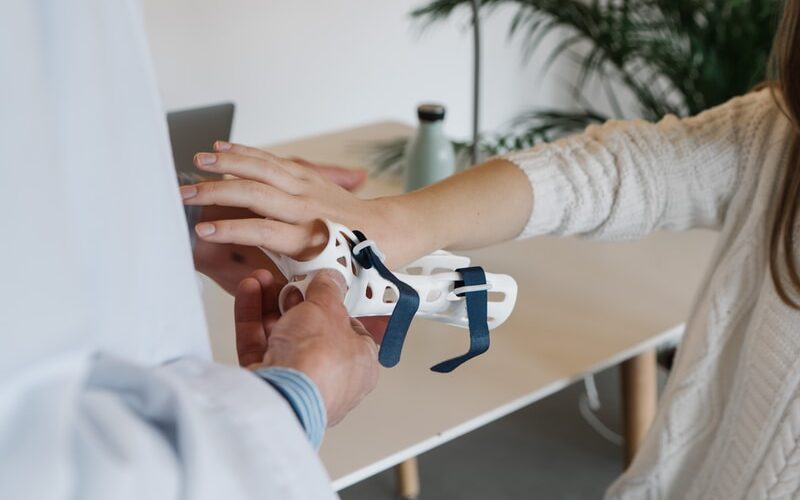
<box><xmin>370</xmin><ymin>0</ymin><xmax>780</xmax><ymax>172</ymax></box>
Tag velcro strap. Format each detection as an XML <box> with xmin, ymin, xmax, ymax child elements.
<box><xmin>351</xmin><ymin>230</ymin><xmax>420</xmax><ymax>368</ymax></box>
<box><xmin>430</xmin><ymin>266</ymin><xmax>491</xmax><ymax>373</ymax></box>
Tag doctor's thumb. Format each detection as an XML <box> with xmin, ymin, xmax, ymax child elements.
<box><xmin>304</xmin><ymin>270</ymin><xmax>348</xmax><ymax>311</ymax></box>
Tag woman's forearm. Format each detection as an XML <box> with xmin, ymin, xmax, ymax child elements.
<box><xmin>380</xmin><ymin>159</ymin><xmax>532</xmax><ymax>264</ymax></box>
<box><xmin>182</xmin><ymin>144</ymin><xmax>534</xmax><ymax>271</ymax></box>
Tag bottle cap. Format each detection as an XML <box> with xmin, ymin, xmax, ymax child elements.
<box><xmin>417</xmin><ymin>104</ymin><xmax>446</xmax><ymax>122</ymax></box>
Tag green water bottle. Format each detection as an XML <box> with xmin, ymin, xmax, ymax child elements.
<box><xmin>405</xmin><ymin>104</ymin><xmax>456</xmax><ymax>192</ymax></box>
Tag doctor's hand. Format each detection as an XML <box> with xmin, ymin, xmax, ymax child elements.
<box><xmin>193</xmin><ymin>206</ymin><xmax>285</xmax><ymax>295</ymax></box>
<box><xmin>236</xmin><ymin>268</ymin><xmax>379</xmax><ymax>426</ymax></box>
<box><xmin>181</xmin><ymin>142</ymin><xmax>427</xmax><ymax>270</ymax></box>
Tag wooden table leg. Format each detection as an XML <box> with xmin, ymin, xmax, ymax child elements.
<box><xmin>395</xmin><ymin>457</ymin><xmax>420</xmax><ymax>499</ymax></box>
<box><xmin>620</xmin><ymin>348</ymin><xmax>658</xmax><ymax>466</ymax></box>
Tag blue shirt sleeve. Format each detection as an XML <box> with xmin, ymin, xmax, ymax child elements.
<box><xmin>256</xmin><ymin>367</ymin><xmax>327</xmax><ymax>449</ymax></box>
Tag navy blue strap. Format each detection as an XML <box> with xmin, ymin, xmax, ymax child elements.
<box><xmin>351</xmin><ymin>230</ymin><xmax>420</xmax><ymax>368</ymax></box>
<box><xmin>430</xmin><ymin>266</ymin><xmax>491</xmax><ymax>373</ymax></box>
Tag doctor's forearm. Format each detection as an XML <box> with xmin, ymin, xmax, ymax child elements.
<box><xmin>258</xmin><ymin>367</ymin><xmax>327</xmax><ymax>449</ymax></box>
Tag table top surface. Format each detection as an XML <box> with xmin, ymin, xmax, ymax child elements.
<box><xmin>201</xmin><ymin>122</ymin><xmax>718</xmax><ymax>490</ymax></box>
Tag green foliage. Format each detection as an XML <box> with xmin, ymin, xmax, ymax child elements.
<box><xmin>411</xmin><ymin>0</ymin><xmax>781</xmax><ymax>153</ymax></box>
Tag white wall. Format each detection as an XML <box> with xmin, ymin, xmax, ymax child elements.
<box><xmin>141</xmin><ymin>0</ymin><xmax>573</xmax><ymax>146</ymax></box>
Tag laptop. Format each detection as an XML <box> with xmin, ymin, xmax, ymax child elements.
<box><xmin>167</xmin><ymin>102</ymin><xmax>235</xmax><ymax>244</ymax></box>
<box><xmin>168</xmin><ymin>102</ymin><xmax>235</xmax><ymax>185</ymax></box>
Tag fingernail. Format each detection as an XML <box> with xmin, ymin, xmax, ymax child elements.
<box><xmin>319</xmin><ymin>269</ymin><xmax>347</xmax><ymax>294</ymax></box>
<box><xmin>196</xmin><ymin>223</ymin><xmax>216</xmax><ymax>237</ymax></box>
<box><xmin>215</xmin><ymin>141</ymin><xmax>232</xmax><ymax>151</ymax></box>
<box><xmin>195</xmin><ymin>153</ymin><xmax>217</xmax><ymax>166</ymax></box>
<box><xmin>180</xmin><ymin>185</ymin><xmax>197</xmax><ymax>199</ymax></box>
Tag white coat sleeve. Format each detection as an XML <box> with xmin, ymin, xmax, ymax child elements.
<box><xmin>1</xmin><ymin>354</ymin><xmax>337</xmax><ymax>500</ymax></box>
<box><xmin>0</xmin><ymin>1</ymin><xmax>337</xmax><ymax>499</ymax></box>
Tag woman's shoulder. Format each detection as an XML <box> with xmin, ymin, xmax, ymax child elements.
<box><xmin>585</xmin><ymin>88</ymin><xmax>785</xmax><ymax>145</ymax></box>
<box><xmin>687</xmin><ymin>87</ymin><xmax>782</xmax><ymax>129</ymax></box>
<box><xmin>701</xmin><ymin>87</ymin><xmax>792</xmax><ymax>136</ymax></box>
<box><xmin>678</xmin><ymin>88</ymin><xmax>792</xmax><ymax>172</ymax></box>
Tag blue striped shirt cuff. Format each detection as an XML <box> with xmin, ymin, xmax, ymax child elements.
<box><xmin>256</xmin><ymin>367</ymin><xmax>327</xmax><ymax>449</ymax></box>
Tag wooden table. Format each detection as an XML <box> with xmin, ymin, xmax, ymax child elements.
<box><xmin>201</xmin><ymin>122</ymin><xmax>717</xmax><ymax>497</ymax></box>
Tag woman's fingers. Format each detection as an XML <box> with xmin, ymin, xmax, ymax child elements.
<box><xmin>292</xmin><ymin>159</ymin><xmax>367</xmax><ymax>192</ymax></box>
<box><xmin>213</xmin><ymin>141</ymin><xmax>287</xmax><ymax>164</ymax></box>
<box><xmin>193</xmin><ymin>151</ymin><xmax>303</xmax><ymax>191</ymax></box>
<box><xmin>194</xmin><ymin>218</ymin><xmax>328</xmax><ymax>260</ymax></box>
<box><xmin>206</xmin><ymin>142</ymin><xmax>368</xmax><ymax>192</ymax></box>
<box><xmin>213</xmin><ymin>142</ymin><xmax>305</xmax><ymax>175</ymax></box>
<box><xmin>181</xmin><ymin>179</ymin><xmax>305</xmax><ymax>222</ymax></box>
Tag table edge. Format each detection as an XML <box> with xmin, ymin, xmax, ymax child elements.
<box><xmin>330</xmin><ymin>323</ymin><xmax>684</xmax><ymax>491</ymax></box>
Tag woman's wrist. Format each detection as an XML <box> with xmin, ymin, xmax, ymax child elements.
<box><xmin>360</xmin><ymin>157</ymin><xmax>532</xmax><ymax>268</ymax></box>
<box><xmin>365</xmin><ymin>195</ymin><xmax>437</xmax><ymax>269</ymax></box>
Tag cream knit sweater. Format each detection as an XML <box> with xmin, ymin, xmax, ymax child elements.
<box><xmin>506</xmin><ymin>88</ymin><xmax>800</xmax><ymax>499</ymax></box>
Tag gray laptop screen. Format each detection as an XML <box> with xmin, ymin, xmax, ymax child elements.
<box><xmin>168</xmin><ymin>102</ymin><xmax>235</xmax><ymax>185</ymax></box>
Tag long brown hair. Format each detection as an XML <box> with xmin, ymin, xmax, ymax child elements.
<box><xmin>769</xmin><ymin>0</ymin><xmax>800</xmax><ymax>308</ymax></box>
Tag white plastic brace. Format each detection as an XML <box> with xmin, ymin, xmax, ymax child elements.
<box><xmin>261</xmin><ymin>220</ymin><xmax>518</xmax><ymax>330</ymax></box>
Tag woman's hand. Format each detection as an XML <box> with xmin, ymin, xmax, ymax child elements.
<box><xmin>180</xmin><ymin>142</ymin><xmax>430</xmax><ymax>268</ymax></box>
<box><xmin>190</xmin><ymin>152</ymin><xmax>369</xmax><ymax>294</ymax></box>
<box><xmin>182</xmin><ymin>141</ymin><xmax>532</xmax><ymax>272</ymax></box>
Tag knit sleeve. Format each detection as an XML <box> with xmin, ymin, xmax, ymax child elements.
<box><xmin>505</xmin><ymin>89</ymin><xmax>776</xmax><ymax>240</ymax></box>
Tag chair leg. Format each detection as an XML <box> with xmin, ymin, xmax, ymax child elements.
<box><xmin>620</xmin><ymin>349</ymin><xmax>658</xmax><ymax>466</ymax></box>
<box><xmin>395</xmin><ymin>457</ymin><xmax>420</xmax><ymax>499</ymax></box>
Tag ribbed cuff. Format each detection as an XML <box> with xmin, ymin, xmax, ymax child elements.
<box><xmin>502</xmin><ymin>146</ymin><xmax>571</xmax><ymax>239</ymax></box>
<box><xmin>256</xmin><ymin>367</ymin><xmax>327</xmax><ymax>450</ymax></box>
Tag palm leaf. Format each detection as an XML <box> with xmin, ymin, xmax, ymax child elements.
<box><xmin>374</xmin><ymin>0</ymin><xmax>781</xmax><ymax>169</ymax></box>
<box><xmin>413</xmin><ymin>0</ymin><xmax>779</xmax><ymax>116</ymax></box>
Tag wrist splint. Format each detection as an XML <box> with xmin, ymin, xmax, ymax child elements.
<box><xmin>261</xmin><ymin>220</ymin><xmax>517</xmax><ymax>372</ymax></box>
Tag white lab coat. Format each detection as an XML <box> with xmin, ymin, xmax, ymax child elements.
<box><xmin>0</xmin><ymin>1</ymin><xmax>336</xmax><ymax>499</ymax></box>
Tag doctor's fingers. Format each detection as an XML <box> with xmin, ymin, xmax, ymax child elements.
<box><xmin>182</xmin><ymin>180</ymin><xmax>306</xmax><ymax>223</ymax></box>
<box><xmin>355</xmin><ymin>316</ymin><xmax>389</xmax><ymax>345</ymax></box>
<box><xmin>194</xmin><ymin>218</ymin><xmax>328</xmax><ymax>261</ymax></box>
<box><xmin>303</xmin><ymin>269</ymin><xmax>349</xmax><ymax>316</ymax></box>
<box><xmin>351</xmin><ymin>318</ymin><xmax>380</xmax><ymax>358</ymax></box>
<box><xmin>235</xmin><ymin>275</ymin><xmax>268</xmax><ymax>367</ymax></box>
<box><xmin>250</xmin><ymin>268</ymin><xmax>285</xmax><ymax>326</ymax></box>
